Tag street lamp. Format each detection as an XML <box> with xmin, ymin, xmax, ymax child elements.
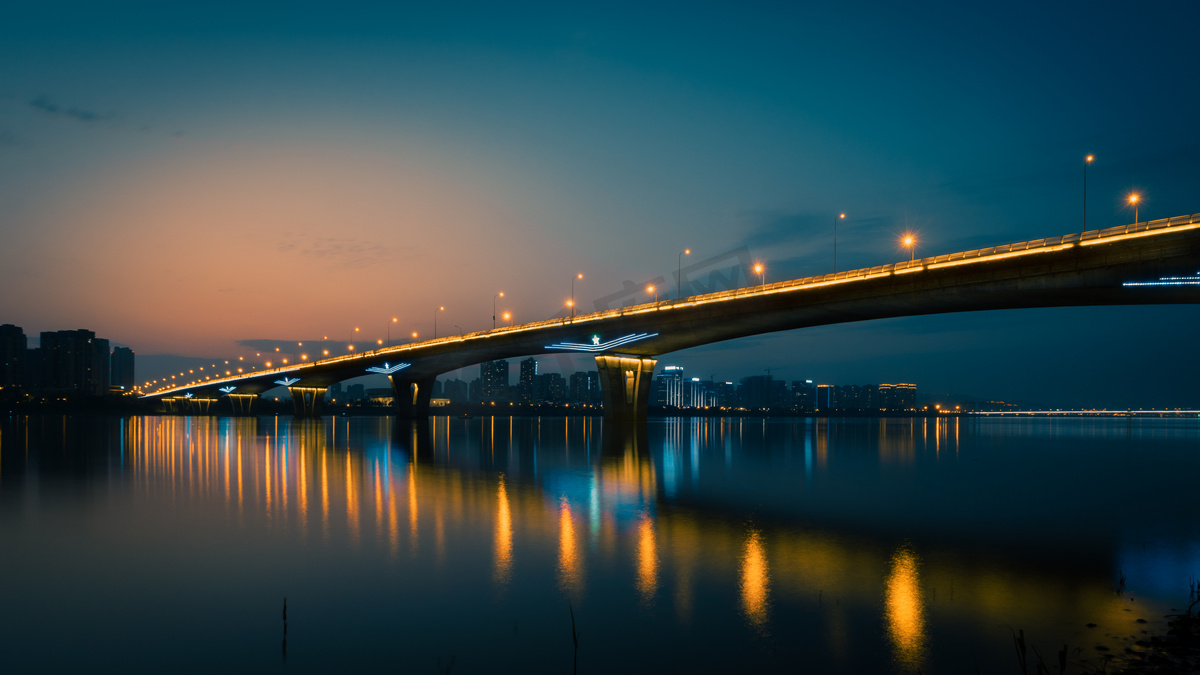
<box><xmin>434</xmin><ymin>306</ymin><xmax>444</xmax><ymax>338</ymax></box>
<box><xmin>502</xmin><ymin>312</ymin><xmax>512</xmax><ymax>326</ymax></box>
<box><xmin>388</xmin><ymin>317</ymin><xmax>397</xmax><ymax>348</ymax></box>
<box><xmin>677</xmin><ymin>248</ymin><xmax>691</xmax><ymax>300</ymax></box>
<box><xmin>647</xmin><ymin>284</ymin><xmax>658</xmax><ymax>304</ymax></box>
<box><xmin>902</xmin><ymin>233</ymin><xmax>916</xmax><ymax>261</ymax></box>
<box><xmin>1128</xmin><ymin>192</ymin><xmax>1140</xmax><ymax>224</ymax></box>
<box><xmin>1083</xmin><ymin>154</ymin><xmax>1094</xmax><ymax>232</ymax></box>
<box><xmin>493</xmin><ymin>292</ymin><xmax>504</xmax><ymax>329</ymax></box>
<box><xmin>753</xmin><ymin>262</ymin><xmax>765</xmax><ymax>290</ymax></box>
<box><xmin>349</xmin><ymin>327</ymin><xmax>358</xmax><ymax>351</ymax></box>
<box><xmin>570</xmin><ymin>273</ymin><xmax>583</xmax><ymax>319</ymax></box>
<box><xmin>834</xmin><ymin>212</ymin><xmax>846</xmax><ymax>273</ymax></box>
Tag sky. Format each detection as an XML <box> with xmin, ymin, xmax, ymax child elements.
<box><xmin>2</xmin><ymin>1</ymin><xmax>1198</xmax><ymax>408</ymax></box>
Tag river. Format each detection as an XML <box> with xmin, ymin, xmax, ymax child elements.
<box><xmin>1</xmin><ymin>414</ymin><xmax>1197</xmax><ymax>673</ymax></box>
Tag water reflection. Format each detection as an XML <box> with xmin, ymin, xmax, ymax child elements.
<box><xmin>739</xmin><ymin>527</ymin><xmax>770</xmax><ymax>632</ymax></box>
<box><xmin>885</xmin><ymin>545</ymin><xmax>926</xmax><ymax>670</ymax></box>
<box><xmin>635</xmin><ymin>510</ymin><xmax>658</xmax><ymax>604</ymax></box>
<box><xmin>2</xmin><ymin>414</ymin><xmax>1198</xmax><ymax>673</ymax></box>
<box><xmin>494</xmin><ymin>475</ymin><xmax>513</xmax><ymax>586</ymax></box>
<box><xmin>557</xmin><ymin>496</ymin><xmax>583</xmax><ymax>596</ymax></box>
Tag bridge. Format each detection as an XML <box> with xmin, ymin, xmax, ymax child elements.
<box><xmin>145</xmin><ymin>212</ymin><xmax>1200</xmax><ymax>421</ymax></box>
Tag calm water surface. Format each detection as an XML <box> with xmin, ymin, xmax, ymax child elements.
<box><xmin>1</xmin><ymin>414</ymin><xmax>1197</xmax><ymax>673</ymax></box>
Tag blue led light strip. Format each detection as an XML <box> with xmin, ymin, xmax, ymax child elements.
<box><xmin>275</xmin><ymin>377</ymin><xmax>301</xmax><ymax>387</ymax></box>
<box><xmin>1123</xmin><ymin>271</ymin><xmax>1200</xmax><ymax>287</ymax></box>
<box><xmin>219</xmin><ymin>386</ymin><xmax>237</xmax><ymax>394</ymax></box>
<box><xmin>365</xmin><ymin>362</ymin><xmax>411</xmax><ymax>375</ymax></box>
<box><xmin>545</xmin><ymin>332</ymin><xmax>659</xmax><ymax>352</ymax></box>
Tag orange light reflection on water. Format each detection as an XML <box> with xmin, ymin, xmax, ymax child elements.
<box><xmin>494</xmin><ymin>475</ymin><xmax>513</xmax><ymax>586</ymax></box>
<box><xmin>885</xmin><ymin>546</ymin><xmax>926</xmax><ymax>670</ymax></box>
<box><xmin>635</xmin><ymin>511</ymin><xmax>658</xmax><ymax>603</ymax></box>
<box><xmin>740</xmin><ymin>528</ymin><xmax>770</xmax><ymax>632</ymax></box>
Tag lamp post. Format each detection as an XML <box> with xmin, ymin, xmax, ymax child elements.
<box><xmin>349</xmin><ymin>327</ymin><xmax>359</xmax><ymax>351</ymax></box>
<box><xmin>1083</xmin><ymin>154</ymin><xmax>1094</xmax><ymax>233</ymax></box>
<box><xmin>1129</xmin><ymin>193</ymin><xmax>1140</xmax><ymax>224</ymax></box>
<box><xmin>502</xmin><ymin>312</ymin><xmax>512</xmax><ymax>327</ymax></box>
<box><xmin>493</xmin><ymin>292</ymin><xmax>504</xmax><ymax>329</ymax></box>
<box><xmin>834</xmin><ymin>212</ymin><xmax>845</xmax><ymax>273</ymax></box>
<box><xmin>677</xmin><ymin>248</ymin><xmax>690</xmax><ymax>300</ymax></box>
<box><xmin>433</xmin><ymin>306</ymin><xmax>444</xmax><ymax>338</ymax></box>
<box><xmin>754</xmin><ymin>263</ymin><xmax>765</xmax><ymax>290</ymax></box>
<box><xmin>902</xmin><ymin>234</ymin><xmax>916</xmax><ymax>261</ymax></box>
<box><xmin>387</xmin><ymin>317</ymin><xmax>397</xmax><ymax>348</ymax></box>
<box><xmin>647</xmin><ymin>284</ymin><xmax>658</xmax><ymax>305</ymax></box>
<box><xmin>570</xmin><ymin>273</ymin><xmax>583</xmax><ymax>319</ymax></box>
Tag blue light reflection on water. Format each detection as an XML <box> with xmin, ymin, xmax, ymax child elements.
<box><xmin>0</xmin><ymin>414</ymin><xmax>1197</xmax><ymax>674</ymax></box>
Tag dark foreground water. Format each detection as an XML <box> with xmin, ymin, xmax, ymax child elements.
<box><xmin>1</xmin><ymin>414</ymin><xmax>1197</xmax><ymax>673</ymax></box>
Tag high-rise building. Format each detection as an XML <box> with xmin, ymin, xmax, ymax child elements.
<box><xmin>0</xmin><ymin>324</ymin><xmax>26</xmax><ymax>388</ymax></box>
<box><xmin>891</xmin><ymin>383</ymin><xmax>917</xmax><ymax>410</ymax></box>
<box><xmin>442</xmin><ymin>378</ymin><xmax>469</xmax><ymax>402</ymax></box>
<box><xmin>534</xmin><ymin>372</ymin><xmax>566</xmax><ymax>404</ymax></box>
<box><xmin>791</xmin><ymin>380</ymin><xmax>815</xmax><ymax>412</ymax></box>
<box><xmin>657</xmin><ymin>366</ymin><xmax>686</xmax><ymax>406</ymax></box>
<box><xmin>569</xmin><ymin>371</ymin><xmax>600</xmax><ymax>405</ymax></box>
<box><xmin>38</xmin><ymin>329</ymin><xmax>110</xmax><ymax>394</ymax></box>
<box><xmin>815</xmin><ymin>384</ymin><xmax>834</xmax><ymax>412</ymax></box>
<box><xmin>481</xmin><ymin>360</ymin><xmax>509</xmax><ymax>402</ymax></box>
<box><xmin>518</xmin><ymin>358</ymin><xmax>537</xmax><ymax>404</ymax></box>
<box><xmin>111</xmin><ymin>346</ymin><xmax>135</xmax><ymax>391</ymax></box>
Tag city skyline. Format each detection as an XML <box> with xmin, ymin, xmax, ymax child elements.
<box><xmin>2</xmin><ymin>2</ymin><xmax>1199</xmax><ymax>408</ymax></box>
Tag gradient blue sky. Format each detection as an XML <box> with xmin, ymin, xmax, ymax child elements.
<box><xmin>2</xmin><ymin>1</ymin><xmax>1198</xmax><ymax>406</ymax></box>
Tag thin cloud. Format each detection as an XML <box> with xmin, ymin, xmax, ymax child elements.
<box><xmin>29</xmin><ymin>95</ymin><xmax>108</xmax><ymax>123</ymax></box>
<box><xmin>279</xmin><ymin>237</ymin><xmax>394</xmax><ymax>269</ymax></box>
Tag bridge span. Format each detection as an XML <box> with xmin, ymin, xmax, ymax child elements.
<box><xmin>146</xmin><ymin>212</ymin><xmax>1200</xmax><ymax>421</ymax></box>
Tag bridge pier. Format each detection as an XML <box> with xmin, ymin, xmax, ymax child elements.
<box><xmin>226</xmin><ymin>393</ymin><xmax>258</xmax><ymax>415</ymax></box>
<box><xmin>288</xmin><ymin>386</ymin><xmax>327</xmax><ymax>417</ymax></box>
<box><xmin>390</xmin><ymin>375</ymin><xmax>437</xmax><ymax>418</ymax></box>
<box><xmin>595</xmin><ymin>355</ymin><xmax>657</xmax><ymax>425</ymax></box>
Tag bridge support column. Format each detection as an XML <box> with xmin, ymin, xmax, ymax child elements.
<box><xmin>595</xmin><ymin>355</ymin><xmax>657</xmax><ymax>425</ymax></box>
<box><xmin>390</xmin><ymin>375</ymin><xmax>437</xmax><ymax>418</ymax></box>
<box><xmin>226</xmin><ymin>394</ymin><xmax>258</xmax><ymax>415</ymax></box>
<box><xmin>288</xmin><ymin>386</ymin><xmax>327</xmax><ymax>418</ymax></box>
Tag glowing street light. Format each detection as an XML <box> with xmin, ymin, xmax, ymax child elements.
<box><xmin>753</xmin><ymin>262</ymin><xmax>765</xmax><ymax>290</ymax></box>
<box><xmin>388</xmin><ymin>317</ymin><xmax>397</xmax><ymax>348</ymax></box>
<box><xmin>494</xmin><ymin>292</ymin><xmax>504</xmax><ymax>329</ymax></box>
<box><xmin>349</xmin><ymin>326</ymin><xmax>359</xmax><ymax>351</ymax></box>
<box><xmin>902</xmin><ymin>233</ymin><xmax>917</xmax><ymax>261</ymax></box>
<box><xmin>677</xmin><ymin>248</ymin><xmax>691</xmax><ymax>300</ymax></box>
<box><xmin>1083</xmin><ymin>154</ymin><xmax>1094</xmax><ymax>232</ymax></box>
<box><xmin>502</xmin><ymin>311</ymin><xmax>512</xmax><ymax>326</ymax></box>
<box><xmin>1128</xmin><ymin>192</ymin><xmax>1141</xmax><ymax>224</ymax></box>
<box><xmin>647</xmin><ymin>284</ymin><xmax>658</xmax><ymax>304</ymax></box>
<box><xmin>434</xmin><ymin>306</ymin><xmax>444</xmax><ymax>338</ymax></box>
<box><xmin>570</xmin><ymin>273</ymin><xmax>583</xmax><ymax>319</ymax></box>
<box><xmin>834</xmin><ymin>212</ymin><xmax>846</xmax><ymax>273</ymax></box>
